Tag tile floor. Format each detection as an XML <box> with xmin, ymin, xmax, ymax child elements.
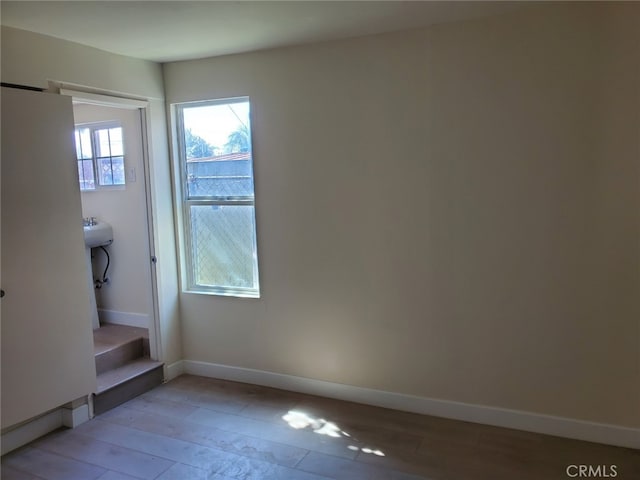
<box><xmin>2</xmin><ymin>375</ymin><xmax>638</xmax><ymax>479</ymax></box>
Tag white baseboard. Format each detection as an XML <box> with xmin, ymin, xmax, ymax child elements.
<box><xmin>1</xmin><ymin>410</ymin><xmax>62</xmax><ymax>455</ymax></box>
<box><xmin>99</xmin><ymin>309</ymin><xmax>149</xmax><ymax>329</ymax></box>
<box><xmin>181</xmin><ymin>360</ymin><xmax>640</xmax><ymax>450</ymax></box>
<box><xmin>62</xmin><ymin>404</ymin><xmax>90</xmax><ymax>428</ymax></box>
<box><xmin>165</xmin><ymin>360</ymin><xmax>185</xmax><ymax>382</ymax></box>
<box><xmin>2</xmin><ymin>402</ymin><xmax>92</xmax><ymax>455</ymax></box>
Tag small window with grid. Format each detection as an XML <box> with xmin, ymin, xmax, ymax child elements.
<box><xmin>74</xmin><ymin>122</ymin><xmax>125</xmax><ymax>191</ymax></box>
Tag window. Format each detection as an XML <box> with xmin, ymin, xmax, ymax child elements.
<box><xmin>175</xmin><ymin>98</ymin><xmax>260</xmax><ymax>297</ymax></box>
<box><xmin>74</xmin><ymin>123</ymin><xmax>125</xmax><ymax>191</ymax></box>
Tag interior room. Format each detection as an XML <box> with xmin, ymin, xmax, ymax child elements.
<box><xmin>1</xmin><ymin>1</ymin><xmax>639</xmax><ymax>479</ymax></box>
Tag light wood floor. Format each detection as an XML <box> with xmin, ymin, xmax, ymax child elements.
<box><xmin>2</xmin><ymin>375</ymin><xmax>638</xmax><ymax>479</ymax></box>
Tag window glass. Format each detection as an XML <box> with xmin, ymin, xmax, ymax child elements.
<box><xmin>190</xmin><ymin>205</ymin><xmax>258</xmax><ymax>290</ymax></box>
<box><xmin>75</xmin><ymin>128</ymin><xmax>92</xmax><ymax>159</ymax></box>
<box><xmin>95</xmin><ymin>127</ymin><xmax>123</xmax><ymax>157</ymax></box>
<box><xmin>73</xmin><ymin>123</ymin><xmax>125</xmax><ymax>191</ymax></box>
<box><xmin>98</xmin><ymin>156</ymin><xmax>125</xmax><ymax>186</ymax></box>
<box><xmin>78</xmin><ymin>159</ymin><xmax>95</xmax><ymax>190</ymax></box>
<box><xmin>176</xmin><ymin>98</ymin><xmax>259</xmax><ymax>297</ymax></box>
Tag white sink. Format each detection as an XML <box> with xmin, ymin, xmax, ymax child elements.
<box><xmin>83</xmin><ymin>221</ymin><xmax>113</xmax><ymax>248</ymax></box>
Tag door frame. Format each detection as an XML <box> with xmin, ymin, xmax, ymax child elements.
<box><xmin>61</xmin><ymin>88</ymin><xmax>163</xmax><ymax>363</ymax></box>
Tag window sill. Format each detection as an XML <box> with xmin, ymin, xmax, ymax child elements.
<box><xmin>182</xmin><ymin>287</ymin><xmax>260</xmax><ymax>299</ymax></box>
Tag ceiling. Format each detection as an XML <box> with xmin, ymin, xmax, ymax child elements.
<box><xmin>1</xmin><ymin>1</ymin><xmax>523</xmax><ymax>63</ymax></box>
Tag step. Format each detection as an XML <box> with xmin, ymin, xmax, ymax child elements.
<box><xmin>93</xmin><ymin>324</ymin><xmax>151</xmax><ymax>374</ymax></box>
<box><xmin>94</xmin><ymin>359</ymin><xmax>163</xmax><ymax>415</ymax></box>
<box><xmin>93</xmin><ymin>323</ymin><xmax>149</xmax><ymax>354</ymax></box>
<box><xmin>95</xmin><ymin>337</ymin><xmax>144</xmax><ymax>375</ymax></box>
<box><xmin>93</xmin><ymin>324</ymin><xmax>150</xmax><ymax>356</ymax></box>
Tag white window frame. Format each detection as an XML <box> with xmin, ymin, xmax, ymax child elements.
<box><xmin>175</xmin><ymin>97</ymin><xmax>260</xmax><ymax>298</ymax></box>
<box><xmin>74</xmin><ymin>121</ymin><xmax>126</xmax><ymax>191</ymax></box>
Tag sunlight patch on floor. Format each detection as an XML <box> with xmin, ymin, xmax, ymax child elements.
<box><xmin>282</xmin><ymin>410</ymin><xmax>385</xmax><ymax>456</ymax></box>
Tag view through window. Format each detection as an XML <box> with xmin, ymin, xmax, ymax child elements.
<box><xmin>176</xmin><ymin>98</ymin><xmax>260</xmax><ymax>297</ymax></box>
<box><xmin>74</xmin><ymin>123</ymin><xmax>125</xmax><ymax>191</ymax></box>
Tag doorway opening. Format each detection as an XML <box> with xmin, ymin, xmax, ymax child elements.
<box><xmin>66</xmin><ymin>89</ymin><xmax>163</xmax><ymax>414</ymax></box>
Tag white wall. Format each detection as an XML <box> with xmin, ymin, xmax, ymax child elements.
<box><xmin>1</xmin><ymin>26</ymin><xmax>163</xmax><ymax>99</ymax></box>
<box><xmin>164</xmin><ymin>2</ymin><xmax>640</xmax><ymax>429</ymax></box>
<box><xmin>1</xmin><ymin>26</ymin><xmax>182</xmax><ymax>366</ymax></box>
<box><xmin>74</xmin><ymin>103</ymin><xmax>153</xmax><ymax>324</ymax></box>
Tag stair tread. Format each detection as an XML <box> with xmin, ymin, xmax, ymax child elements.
<box><xmin>95</xmin><ymin>338</ymin><xmax>144</xmax><ymax>375</ymax></box>
<box><xmin>93</xmin><ymin>324</ymin><xmax>148</xmax><ymax>356</ymax></box>
<box><xmin>96</xmin><ymin>358</ymin><xmax>163</xmax><ymax>394</ymax></box>
<box><xmin>95</xmin><ymin>337</ymin><xmax>143</xmax><ymax>358</ymax></box>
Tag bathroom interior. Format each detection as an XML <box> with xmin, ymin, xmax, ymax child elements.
<box><xmin>74</xmin><ymin>100</ymin><xmax>163</xmax><ymax>413</ymax></box>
